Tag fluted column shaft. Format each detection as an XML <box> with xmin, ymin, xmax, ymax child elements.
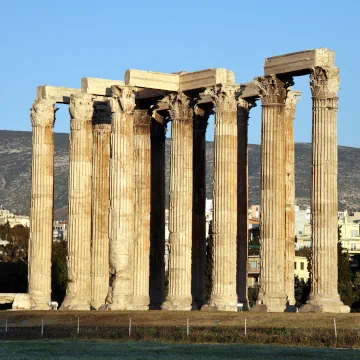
<box><xmin>284</xmin><ymin>91</ymin><xmax>301</xmax><ymax>306</ymax></box>
<box><xmin>208</xmin><ymin>87</ymin><xmax>238</xmax><ymax>312</ymax></box>
<box><xmin>253</xmin><ymin>75</ymin><xmax>292</xmax><ymax>312</ymax></box>
<box><xmin>108</xmin><ymin>86</ymin><xmax>136</xmax><ymax>310</ymax></box>
<box><xmin>192</xmin><ymin>105</ymin><xmax>210</xmax><ymax>309</ymax></box>
<box><xmin>237</xmin><ymin>99</ymin><xmax>255</xmax><ymax>310</ymax></box>
<box><xmin>28</xmin><ymin>99</ymin><xmax>56</xmax><ymax>310</ymax></box>
<box><xmin>90</xmin><ymin>102</ymin><xmax>111</xmax><ymax>310</ymax></box>
<box><xmin>163</xmin><ymin>93</ymin><xmax>193</xmax><ymax>311</ymax></box>
<box><xmin>149</xmin><ymin>113</ymin><xmax>166</xmax><ymax>309</ymax></box>
<box><xmin>61</xmin><ymin>93</ymin><xmax>94</xmax><ymax>310</ymax></box>
<box><xmin>300</xmin><ymin>67</ymin><xmax>349</xmax><ymax>313</ymax></box>
<box><xmin>133</xmin><ymin>109</ymin><xmax>151</xmax><ymax>310</ymax></box>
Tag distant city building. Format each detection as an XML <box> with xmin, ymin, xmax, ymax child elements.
<box><xmin>53</xmin><ymin>221</ymin><xmax>68</xmax><ymax>241</ymax></box>
<box><xmin>0</xmin><ymin>205</ymin><xmax>30</xmax><ymax>228</ymax></box>
<box><xmin>248</xmin><ymin>254</ymin><xmax>309</xmax><ymax>287</ymax></box>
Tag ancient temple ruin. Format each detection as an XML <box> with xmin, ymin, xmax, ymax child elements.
<box><xmin>2</xmin><ymin>48</ymin><xmax>349</xmax><ymax>313</ymax></box>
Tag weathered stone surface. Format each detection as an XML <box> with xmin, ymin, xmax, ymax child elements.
<box><xmin>162</xmin><ymin>93</ymin><xmax>193</xmax><ymax>311</ymax></box>
<box><xmin>61</xmin><ymin>93</ymin><xmax>94</xmax><ymax>310</ymax></box>
<box><xmin>264</xmin><ymin>48</ymin><xmax>336</xmax><ymax>76</ymax></box>
<box><xmin>28</xmin><ymin>98</ymin><xmax>56</xmax><ymax>310</ymax></box>
<box><xmin>205</xmin><ymin>86</ymin><xmax>238</xmax><ymax>312</ymax></box>
<box><xmin>37</xmin><ymin>86</ymin><xmax>81</xmax><ymax>104</ymax></box>
<box><xmin>90</xmin><ymin>103</ymin><xmax>111</xmax><ymax>310</ymax></box>
<box><xmin>180</xmin><ymin>69</ymin><xmax>235</xmax><ymax>91</ymax></box>
<box><xmin>251</xmin><ymin>75</ymin><xmax>293</xmax><ymax>312</ymax></box>
<box><xmin>0</xmin><ymin>293</ymin><xmax>34</xmax><ymax>310</ymax></box>
<box><xmin>192</xmin><ymin>104</ymin><xmax>211</xmax><ymax>310</ymax></box>
<box><xmin>107</xmin><ymin>86</ymin><xmax>136</xmax><ymax>310</ymax></box>
<box><xmin>300</xmin><ymin>67</ymin><xmax>349</xmax><ymax>313</ymax></box>
<box><xmin>284</xmin><ymin>90</ymin><xmax>301</xmax><ymax>306</ymax></box>
<box><xmin>237</xmin><ymin>98</ymin><xmax>256</xmax><ymax>310</ymax></box>
<box><xmin>132</xmin><ymin>109</ymin><xmax>151</xmax><ymax>310</ymax></box>
<box><xmin>125</xmin><ymin>70</ymin><xmax>179</xmax><ymax>91</ymax></box>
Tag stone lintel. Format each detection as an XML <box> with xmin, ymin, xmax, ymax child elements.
<box><xmin>125</xmin><ymin>70</ymin><xmax>180</xmax><ymax>92</ymax></box>
<box><xmin>37</xmin><ymin>85</ymin><xmax>81</xmax><ymax>104</ymax></box>
<box><xmin>82</xmin><ymin>77</ymin><xmax>124</xmax><ymax>96</ymax></box>
<box><xmin>179</xmin><ymin>68</ymin><xmax>235</xmax><ymax>91</ymax></box>
<box><xmin>82</xmin><ymin>77</ymin><xmax>166</xmax><ymax>100</ymax></box>
<box><xmin>125</xmin><ymin>68</ymin><xmax>236</xmax><ymax>92</ymax></box>
<box><xmin>264</xmin><ymin>48</ymin><xmax>336</xmax><ymax>76</ymax></box>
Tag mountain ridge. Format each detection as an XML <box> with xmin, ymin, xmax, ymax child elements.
<box><xmin>0</xmin><ymin>130</ymin><xmax>359</xmax><ymax>219</ymax></box>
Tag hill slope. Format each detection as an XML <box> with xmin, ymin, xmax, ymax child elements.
<box><xmin>0</xmin><ymin>130</ymin><xmax>359</xmax><ymax>219</ymax></box>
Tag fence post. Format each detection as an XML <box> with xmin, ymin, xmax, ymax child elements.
<box><xmin>129</xmin><ymin>317</ymin><xmax>132</xmax><ymax>337</ymax></box>
<box><xmin>186</xmin><ymin>318</ymin><xmax>189</xmax><ymax>336</ymax></box>
<box><xmin>5</xmin><ymin>319</ymin><xmax>7</xmax><ymax>333</ymax></box>
<box><xmin>245</xmin><ymin>318</ymin><xmax>247</xmax><ymax>336</ymax></box>
<box><xmin>41</xmin><ymin>318</ymin><xmax>44</xmax><ymax>336</ymax></box>
<box><xmin>77</xmin><ymin>316</ymin><xmax>80</xmax><ymax>335</ymax></box>
<box><xmin>334</xmin><ymin>318</ymin><xmax>337</xmax><ymax>340</ymax></box>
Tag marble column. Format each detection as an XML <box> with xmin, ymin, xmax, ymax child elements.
<box><xmin>191</xmin><ymin>104</ymin><xmax>211</xmax><ymax>310</ymax></box>
<box><xmin>237</xmin><ymin>98</ymin><xmax>256</xmax><ymax>310</ymax></box>
<box><xmin>61</xmin><ymin>93</ymin><xmax>94</xmax><ymax>310</ymax></box>
<box><xmin>28</xmin><ymin>99</ymin><xmax>57</xmax><ymax>310</ymax></box>
<box><xmin>205</xmin><ymin>86</ymin><xmax>238</xmax><ymax>312</ymax></box>
<box><xmin>149</xmin><ymin>111</ymin><xmax>166</xmax><ymax>309</ymax></box>
<box><xmin>163</xmin><ymin>92</ymin><xmax>193</xmax><ymax>311</ymax></box>
<box><xmin>107</xmin><ymin>86</ymin><xmax>136</xmax><ymax>310</ymax></box>
<box><xmin>251</xmin><ymin>75</ymin><xmax>292</xmax><ymax>312</ymax></box>
<box><xmin>284</xmin><ymin>91</ymin><xmax>301</xmax><ymax>306</ymax></box>
<box><xmin>300</xmin><ymin>67</ymin><xmax>350</xmax><ymax>313</ymax></box>
<box><xmin>90</xmin><ymin>103</ymin><xmax>111</xmax><ymax>310</ymax></box>
<box><xmin>132</xmin><ymin>109</ymin><xmax>151</xmax><ymax>310</ymax></box>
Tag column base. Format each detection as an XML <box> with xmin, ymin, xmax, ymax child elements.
<box><xmin>202</xmin><ymin>296</ymin><xmax>238</xmax><ymax>312</ymax></box>
<box><xmin>60</xmin><ymin>296</ymin><xmax>91</xmax><ymax>311</ymax></box>
<box><xmin>131</xmin><ymin>296</ymin><xmax>150</xmax><ymax>311</ymax></box>
<box><xmin>299</xmin><ymin>296</ymin><xmax>350</xmax><ymax>313</ymax></box>
<box><xmin>90</xmin><ymin>301</ymin><xmax>106</xmax><ymax>311</ymax></box>
<box><xmin>250</xmin><ymin>297</ymin><xmax>287</xmax><ymax>313</ymax></box>
<box><xmin>105</xmin><ymin>296</ymin><xmax>134</xmax><ymax>311</ymax></box>
<box><xmin>162</xmin><ymin>296</ymin><xmax>192</xmax><ymax>311</ymax></box>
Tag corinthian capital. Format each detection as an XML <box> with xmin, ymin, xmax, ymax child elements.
<box><xmin>166</xmin><ymin>92</ymin><xmax>193</xmax><ymax>121</ymax></box>
<box><xmin>110</xmin><ymin>86</ymin><xmax>136</xmax><ymax>114</ymax></box>
<box><xmin>254</xmin><ymin>75</ymin><xmax>293</xmax><ymax>105</ymax></box>
<box><xmin>205</xmin><ymin>86</ymin><xmax>237</xmax><ymax>113</ymax></box>
<box><xmin>31</xmin><ymin>99</ymin><xmax>57</xmax><ymax>127</ymax></box>
<box><xmin>310</xmin><ymin>67</ymin><xmax>340</xmax><ymax>98</ymax></box>
<box><xmin>69</xmin><ymin>93</ymin><xmax>94</xmax><ymax>121</ymax></box>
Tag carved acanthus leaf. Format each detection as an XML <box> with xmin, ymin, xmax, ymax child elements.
<box><xmin>69</xmin><ymin>93</ymin><xmax>94</xmax><ymax>121</ymax></box>
<box><xmin>254</xmin><ymin>75</ymin><xmax>293</xmax><ymax>105</ymax></box>
<box><xmin>285</xmin><ymin>90</ymin><xmax>302</xmax><ymax>119</ymax></box>
<box><xmin>110</xmin><ymin>86</ymin><xmax>136</xmax><ymax>114</ymax></box>
<box><xmin>31</xmin><ymin>98</ymin><xmax>57</xmax><ymax>127</ymax></box>
<box><xmin>310</xmin><ymin>67</ymin><xmax>340</xmax><ymax>98</ymax></box>
<box><xmin>205</xmin><ymin>86</ymin><xmax>237</xmax><ymax>113</ymax></box>
<box><xmin>166</xmin><ymin>92</ymin><xmax>193</xmax><ymax>121</ymax></box>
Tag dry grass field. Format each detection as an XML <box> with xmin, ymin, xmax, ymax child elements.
<box><xmin>1</xmin><ymin>311</ymin><xmax>360</xmax><ymax>348</ymax></box>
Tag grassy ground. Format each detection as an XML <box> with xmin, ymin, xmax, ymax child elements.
<box><xmin>0</xmin><ymin>312</ymin><xmax>360</xmax><ymax>348</ymax></box>
<box><xmin>1</xmin><ymin>341</ymin><xmax>360</xmax><ymax>360</ymax></box>
<box><xmin>0</xmin><ymin>311</ymin><xmax>359</xmax><ymax>329</ymax></box>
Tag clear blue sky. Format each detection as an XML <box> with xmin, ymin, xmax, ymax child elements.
<box><xmin>0</xmin><ymin>0</ymin><xmax>359</xmax><ymax>146</ymax></box>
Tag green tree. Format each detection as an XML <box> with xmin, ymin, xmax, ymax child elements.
<box><xmin>294</xmin><ymin>276</ymin><xmax>310</xmax><ymax>308</ymax></box>
<box><xmin>51</xmin><ymin>240</ymin><xmax>68</xmax><ymax>304</ymax></box>
<box><xmin>248</xmin><ymin>284</ymin><xmax>260</xmax><ymax>308</ymax></box>
<box><xmin>338</xmin><ymin>225</ymin><xmax>353</xmax><ymax>307</ymax></box>
<box><xmin>205</xmin><ymin>220</ymin><xmax>214</xmax><ymax>303</ymax></box>
<box><xmin>352</xmin><ymin>272</ymin><xmax>360</xmax><ymax>312</ymax></box>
